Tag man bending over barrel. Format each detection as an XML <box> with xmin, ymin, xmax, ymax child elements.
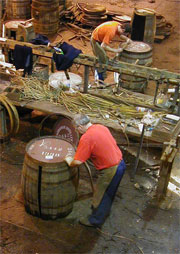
<box><xmin>91</xmin><ymin>21</ymin><xmax>132</xmax><ymax>84</ymax></box>
<box><xmin>65</xmin><ymin>114</ymin><xmax>126</xmax><ymax>228</ymax></box>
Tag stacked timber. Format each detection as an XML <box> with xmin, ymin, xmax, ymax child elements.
<box><xmin>112</xmin><ymin>15</ymin><xmax>131</xmax><ymax>30</ymax></box>
<box><xmin>107</xmin><ymin>10</ymin><xmax>123</xmax><ymax>18</ymax></box>
<box><xmin>155</xmin><ymin>14</ymin><xmax>173</xmax><ymax>42</ymax></box>
<box><xmin>59</xmin><ymin>0</ymin><xmax>72</xmax><ymax>12</ymax></box>
<box><xmin>59</xmin><ymin>0</ymin><xmax>65</xmax><ymax>12</ymax></box>
<box><xmin>59</xmin><ymin>5</ymin><xmax>75</xmax><ymax>21</ymax></box>
<box><xmin>75</xmin><ymin>3</ymin><xmax>108</xmax><ymax>27</ymax></box>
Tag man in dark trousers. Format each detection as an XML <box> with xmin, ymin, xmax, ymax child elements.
<box><xmin>65</xmin><ymin>114</ymin><xmax>126</xmax><ymax>228</ymax></box>
<box><xmin>91</xmin><ymin>21</ymin><xmax>132</xmax><ymax>83</ymax></box>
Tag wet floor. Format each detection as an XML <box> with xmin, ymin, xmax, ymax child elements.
<box><xmin>0</xmin><ymin>112</ymin><xmax>180</xmax><ymax>254</ymax></box>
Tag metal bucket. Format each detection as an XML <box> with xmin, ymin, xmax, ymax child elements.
<box><xmin>131</xmin><ymin>8</ymin><xmax>156</xmax><ymax>45</ymax></box>
<box><xmin>31</xmin><ymin>0</ymin><xmax>59</xmax><ymax>35</ymax></box>
<box><xmin>21</xmin><ymin>136</ymin><xmax>78</xmax><ymax>220</ymax></box>
<box><xmin>49</xmin><ymin>71</ymin><xmax>82</xmax><ymax>89</ymax></box>
<box><xmin>117</xmin><ymin>41</ymin><xmax>152</xmax><ymax>92</ymax></box>
<box><xmin>6</xmin><ymin>0</ymin><xmax>31</xmax><ymax>20</ymax></box>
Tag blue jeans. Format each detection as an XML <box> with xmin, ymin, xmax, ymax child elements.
<box><xmin>89</xmin><ymin>160</ymin><xmax>126</xmax><ymax>227</ymax></box>
<box><xmin>97</xmin><ymin>72</ymin><xmax>104</xmax><ymax>82</ymax></box>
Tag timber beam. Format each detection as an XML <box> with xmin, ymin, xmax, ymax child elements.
<box><xmin>74</xmin><ymin>54</ymin><xmax>180</xmax><ymax>84</ymax></box>
<box><xmin>0</xmin><ymin>38</ymin><xmax>180</xmax><ymax>84</ymax></box>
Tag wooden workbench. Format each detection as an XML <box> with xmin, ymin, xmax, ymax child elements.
<box><xmin>6</xmin><ymin>93</ymin><xmax>178</xmax><ymax>145</ymax></box>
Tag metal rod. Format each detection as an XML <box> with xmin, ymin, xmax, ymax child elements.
<box><xmin>131</xmin><ymin>124</ymin><xmax>146</xmax><ymax>181</ymax></box>
<box><xmin>84</xmin><ymin>161</ymin><xmax>94</xmax><ymax>193</ymax></box>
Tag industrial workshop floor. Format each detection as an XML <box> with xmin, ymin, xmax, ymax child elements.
<box><xmin>0</xmin><ymin>115</ymin><xmax>180</xmax><ymax>254</ymax></box>
<box><xmin>0</xmin><ymin>0</ymin><xmax>180</xmax><ymax>253</ymax></box>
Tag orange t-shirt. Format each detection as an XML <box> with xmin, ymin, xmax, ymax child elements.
<box><xmin>74</xmin><ymin>124</ymin><xmax>122</xmax><ymax>170</ymax></box>
<box><xmin>92</xmin><ymin>21</ymin><xmax>120</xmax><ymax>45</ymax></box>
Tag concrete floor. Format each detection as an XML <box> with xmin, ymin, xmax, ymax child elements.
<box><xmin>0</xmin><ymin>116</ymin><xmax>180</xmax><ymax>254</ymax></box>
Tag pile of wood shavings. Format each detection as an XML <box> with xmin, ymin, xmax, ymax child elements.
<box><xmin>12</xmin><ymin>76</ymin><xmax>162</xmax><ymax>121</ymax></box>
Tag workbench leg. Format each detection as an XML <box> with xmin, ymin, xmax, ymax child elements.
<box><xmin>51</xmin><ymin>59</ymin><xmax>56</xmax><ymax>73</ymax></box>
<box><xmin>156</xmin><ymin>160</ymin><xmax>173</xmax><ymax>201</ymax></box>
<box><xmin>156</xmin><ymin>139</ymin><xmax>179</xmax><ymax>201</ymax></box>
<box><xmin>3</xmin><ymin>47</ymin><xmax>9</xmax><ymax>62</ymax></box>
<box><xmin>83</xmin><ymin>65</ymin><xmax>89</xmax><ymax>93</ymax></box>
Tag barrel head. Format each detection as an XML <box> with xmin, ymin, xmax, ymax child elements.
<box><xmin>26</xmin><ymin>136</ymin><xmax>75</xmax><ymax>163</ymax></box>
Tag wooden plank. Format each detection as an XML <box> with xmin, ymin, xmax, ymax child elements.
<box><xmin>74</xmin><ymin>54</ymin><xmax>180</xmax><ymax>82</ymax></box>
<box><xmin>11</xmin><ymin>100</ymin><xmax>73</xmax><ymax>118</ymax></box>
<box><xmin>156</xmin><ymin>160</ymin><xmax>174</xmax><ymax>201</ymax></box>
<box><xmin>0</xmin><ymin>38</ymin><xmax>180</xmax><ymax>82</ymax></box>
<box><xmin>5</xmin><ymin>96</ymin><xmax>175</xmax><ymax>144</ymax></box>
<box><xmin>0</xmin><ymin>38</ymin><xmax>53</xmax><ymax>57</ymax></box>
<box><xmin>89</xmin><ymin>90</ymin><xmax>169</xmax><ymax>112</ymax></box>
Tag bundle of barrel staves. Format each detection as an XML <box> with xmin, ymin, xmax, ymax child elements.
<box><xmin>64</xmin><ymin>3</ymin><xmax>108</xmax><ymax>27</ymax></box>
<box><xmin>155</xmin><ymin>13</ymin><xmax>173</xmax><ymax>42</ymax></box>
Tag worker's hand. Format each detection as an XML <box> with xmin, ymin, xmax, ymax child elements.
<box><xmin>64</xmin><ymin>156</ymin><xmax>74</xmax><ymax>166</ymax></box>
<box><xmin>127</xmin><ymin>38</ymin><xmax>132</xmax><ymax>45</ymax></box>
<box><xmin>116</xmin><ymin>48</ymin><xmax>123</xmax><ymax>53</ymax></box>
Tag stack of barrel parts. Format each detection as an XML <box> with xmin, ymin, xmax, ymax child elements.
<box><xmin>155</xmin><ymin>13</ymin><xmax>173</xmax><ymax>42</ymax></box>
<box><xmin>76</xmin><ymin>3</ymin><xmax>108</xmax><ymax>27</ymax></box>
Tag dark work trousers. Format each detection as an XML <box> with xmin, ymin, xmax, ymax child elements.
<box><xmin>89</xmin><ymin>159</ymin><xmax>126</xmax><ymax>227</ymax></box>
<box><xmin>90</xmin><ymin>38</ymin><xmax>108</xmax><ymax>82</ymax></box>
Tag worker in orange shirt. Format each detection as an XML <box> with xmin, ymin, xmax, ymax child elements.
<box><xmin>65</xmin><ymin>114</ymin><xmax>126</xmax><ymax>228</ymax></box>
<box><xmin>91</xmin><ymin>21</ymin><xmax>132</xmax><ymax>84</ymax></box>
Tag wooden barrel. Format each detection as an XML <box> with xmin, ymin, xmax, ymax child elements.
<box><xmin>6</xmin><ymin>0</ymin><xmax>31</xmax><ymax>20</ymax></box>
<box><xmin>131</xmin><ymin>8</ymin><xmax>156</xmax><ymax>45</ymax></box>
<box><xmin>118</xmin><ymin>41</ymin><xmax>152</xmax><ymax>92</ymax></box>
<box><xmin>21</xmin><ymin>136</ymin><xmax>78</xmax><ymax>220</ymax></box>
<box><xmin>31</xmin><ymin>0</ymin><xmax>59</xmax><ymax>35</ymax></box>
<box><xmin>53</xmin><ymin>116</ymin><xmax>79</xmax><ymax>146</ymax></box>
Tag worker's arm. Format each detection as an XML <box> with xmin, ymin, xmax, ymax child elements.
<box><xmin>101</xmin><ymin>36</ymin><xmax>132</xmax><ymax>53</ymax></box>
<box><xmin>65</xmin><ymin>156</ymin><xmax>82</xmax><ymax>167</ymax></box>
<box><xmin>119</xmin><ymin>34</ymin><xmax>132</xmax><ymax>43</ymax></box>
<box><xmin>101</xmin><ymin>42</ymin><xmax>123</xmax><ymax>53</ymax></box>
